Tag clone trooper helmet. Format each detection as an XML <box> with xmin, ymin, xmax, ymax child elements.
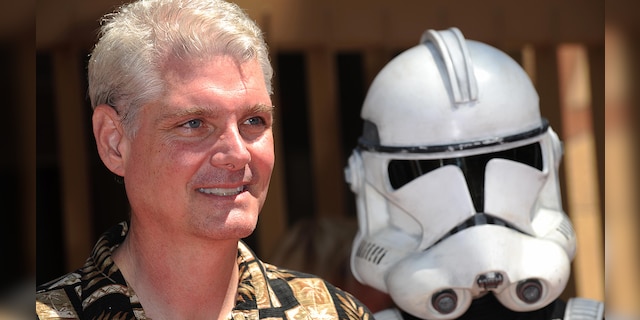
<box><xmin>345</xmin><ymin>27</ymin><xmax>576</xmax><ymax>319</ymax></box>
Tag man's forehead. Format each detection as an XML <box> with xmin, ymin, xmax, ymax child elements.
<box><xmin>162</xmin><ymin>55</ymin><xmax>258</xmax><ymax>81</ymax></box>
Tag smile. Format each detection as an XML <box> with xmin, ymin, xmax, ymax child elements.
<box><xmin>197</xmin><ymin>186</ymin><xmax>246</xmax><ymax>196</ymax></box>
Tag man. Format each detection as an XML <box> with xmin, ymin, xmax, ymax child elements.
<box><xmin>344</xmin><ymin>27</ymin><xmax>604</xmax><ymax>319</ymax></box>
<box><xmin>36</xmin><ymin>0</ymin><xmax>373</xmax><ymax>319</ymax></box>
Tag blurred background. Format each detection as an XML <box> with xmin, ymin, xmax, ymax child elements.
<box><xmin>12</xmin><ymin>0</ymin><xmax>634</xmax><ymax>318</ymax></box>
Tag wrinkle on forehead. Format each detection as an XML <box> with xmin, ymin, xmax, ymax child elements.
<box><xmin>162</xmin><ymin>55</ymin><xmax>255</xmax><ymax>87</ymax></box>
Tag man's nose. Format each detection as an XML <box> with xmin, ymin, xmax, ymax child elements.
<box><xmin>209</xmin><ymin>125</ymin><xmax>251</xmax><ymax>170</ymax></box>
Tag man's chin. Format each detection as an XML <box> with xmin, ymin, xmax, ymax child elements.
<box><xmin>208</xmin><ymin>219</ymin><xmax>258</xmax><ymax>241</ymax></box>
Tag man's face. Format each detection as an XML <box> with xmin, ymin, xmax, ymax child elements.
<box><xmin>120</xmin><ymin>56</ymin><xmax>274</xmax><ymax>240</ymax></box>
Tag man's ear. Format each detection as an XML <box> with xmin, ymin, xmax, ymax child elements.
<box><xmin>92</xmin><ymin>104</ymin><xmax>127</xmax><ymax>177</ymax></box>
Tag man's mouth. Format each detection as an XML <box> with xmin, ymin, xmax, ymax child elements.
<box><xmin>197</xmin><ymin>186</ymin><xmax>246</xmax><ymax>196</ymax></box>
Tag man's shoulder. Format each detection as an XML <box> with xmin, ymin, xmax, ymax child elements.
<box><xmin>36</xmin><ymin>266</ymin><xmax>136</xmax><ymax>320</ymax></box>
<box><xmin>37</xmin><ymin>287</ymin><xmax>80</xmax><ymax>319</ymax></box>
<box><xmin>37</xmin><ymin>271</ymin><xmax>83</xmax><ymax>293</ymax></box>
<box><xmin>262</xmin><ymin>263</ymin><xmax>334</xmax><ymax>290</ymax></box>
<box><xmin>36</xmin><ymin>272</ymin><xmax>83</xmax><ymax>320</ymax></box>
<box><xmin>263</xmin><ymin>264</ymin><xmax>373</xmax><ymax>319</ymax></box>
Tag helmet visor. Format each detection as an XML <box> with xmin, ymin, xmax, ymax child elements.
<box><xmin>388</xmin><ymin>142</ymin><xmax>543</xmax><ymax>212</ymax></box>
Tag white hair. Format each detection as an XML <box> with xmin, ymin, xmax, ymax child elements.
<box><xmin>88</xmin><ymin>0</ymin><xmax>273</xmax><ymax>135</ymax></box>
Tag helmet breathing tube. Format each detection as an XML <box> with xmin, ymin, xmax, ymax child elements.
<box><xmin>385</xmin><ymin>226</ymin><xmax>571</xmax><ymax>319</ymax></box>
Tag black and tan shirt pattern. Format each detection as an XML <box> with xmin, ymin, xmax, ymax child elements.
<box><xmin>36</xmin><ymin>222</ymin><xmax>373</xmax><ymax>320</ymax></box>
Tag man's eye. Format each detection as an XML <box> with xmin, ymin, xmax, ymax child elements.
<box><xmin>244</xmin><ymin>117</ymin><xmax>265</xmax><ymax>126</ymax></box>
<box><xmin>182</xmin><ymin>119</ymin><xmax>203</xmax><ymax>129</ymax></box>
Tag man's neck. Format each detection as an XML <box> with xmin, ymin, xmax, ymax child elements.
<box><xmin>112</xmin><ymin>224</ymin><xmax>240</xmax><ymax>320</ymax></box>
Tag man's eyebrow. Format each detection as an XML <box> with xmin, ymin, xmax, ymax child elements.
<box><xmin>156</xmin><ymin>106</ymin><xmax>213</xmax><ymax>124</ymax></box>
<box><xmin>156</xmin><ymin>104</ymin><xmax>274</xmax><ymax>123</ymax></box>
<box><xmin>250</xmin><ymin>103</ymin><xmax>275</xmax><ymax>115</ymax></box>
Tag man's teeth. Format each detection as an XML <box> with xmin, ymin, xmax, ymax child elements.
<box><xmin>198</xmin><ymin>186</ymin><xmax>245</xmax><ymax>196</ymax></box>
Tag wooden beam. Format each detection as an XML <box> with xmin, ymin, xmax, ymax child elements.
<box><xmin>52</xmin><ymin>47</ymin><xmax>93</xmax><ymax>271</ymax></box>
<box><xmin>557</xmin><ymin>44</ymin><xmax>604</xmax><ymax>301</ymax></box>
<box><xmin>305</xmin><ymin>48</ymin><xmax>346</xmax><ymax>219</ymax></box>
<box><xmin>256</xmin><ymin>14</ymin><xmax>288</xmax><ymax>258</ymax></box>
<box><xmin>603</xmin><ymin>26</ymin><xmax>640</xmax><ymax>316</ymax></box>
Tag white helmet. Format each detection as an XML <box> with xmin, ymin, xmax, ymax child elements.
<box><xmin>345</xmin><ymin>28</ymin><xmax>576</xmax><ymax>319</ymax></box>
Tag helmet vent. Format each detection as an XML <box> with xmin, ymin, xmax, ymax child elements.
<box><xmin>556</xmin><ymin>217</ymin><xmax>575</xmax><ymax>242</ymax></box>
<box><xmin>355</xmin><ymin>240</ymin><xmax>388</xmax><ymax>265</ymax></box>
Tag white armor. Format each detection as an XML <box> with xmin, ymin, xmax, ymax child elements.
<box><xmin>345</xmin><ymin>28</ymin><xmax>580</xmax><ymax>319</ymax></box>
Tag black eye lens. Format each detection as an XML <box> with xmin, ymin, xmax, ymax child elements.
<box><xmin>388</xmin><ymin>158</ymin><xmax>441</xmax><ymax>189</ymax></box>
<box><xmin>387</xmin><ymin>143</ymin><xmax>543</xmax><ymax>212</ymax></box>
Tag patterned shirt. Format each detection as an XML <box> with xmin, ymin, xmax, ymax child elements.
<box><xmin>36</xmin><ymin>222</ymin><xmax>373</xmax><ymax>320</ymax></box>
